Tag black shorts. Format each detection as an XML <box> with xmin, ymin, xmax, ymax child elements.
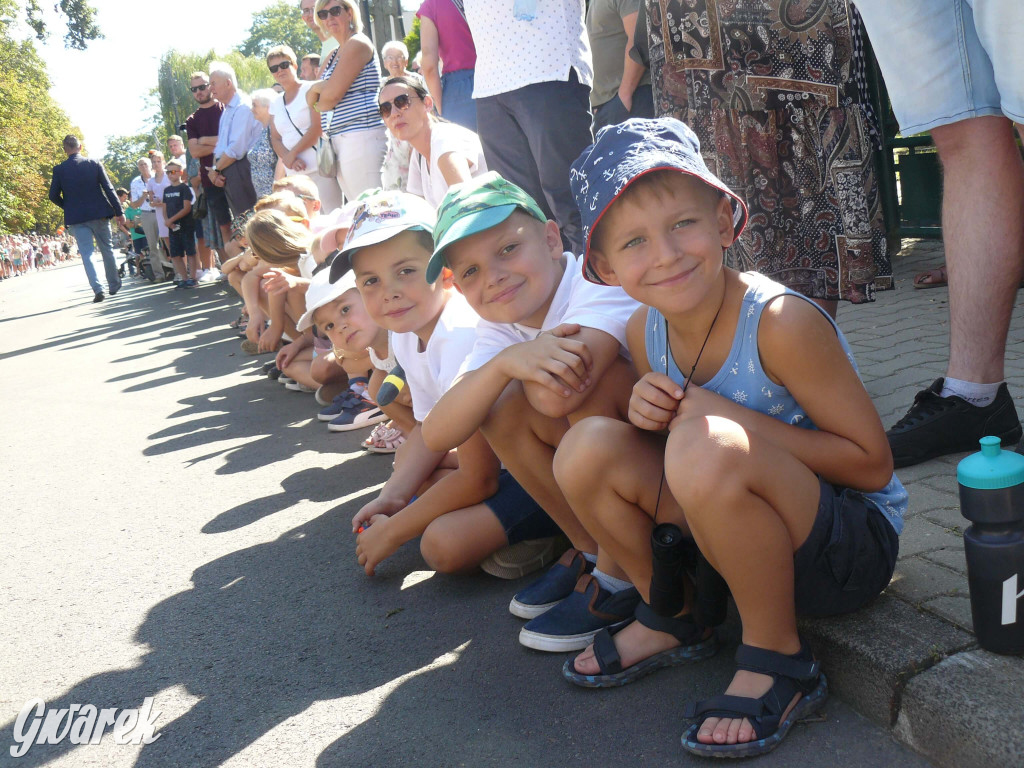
<box><xmin>168</xmin><ymin>226</ymin><xmax>196</xmax><ymax>258</ymax></box>
<box><xmin>131</xmin><ymin>237</ymin><xmax>147</xmax><ymax>255</ymax></box>
<box><xmin>206</xmin><ymin>184</ymin><xmax>230</xmax><ymax>225</ymax></box>
<box><xmin>483</xmin><ymin>471</ymin><xmax>561</xmax><ymax>545</ymax></box>
<box><xmin>793</xmin><ymin>479</ymin><xmax>900</xmax><ymax>618</ymax></box>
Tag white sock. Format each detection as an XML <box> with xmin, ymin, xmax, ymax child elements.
<box><xmin>581</xmin><ymin>552</ymin><xmax>597</xmax><ymax>565</ymax></box>
<box><xmin>592</xmin><ymin>568</ymin><xmax>632</xmax><ymax>594</ymax></box>
<box><xmin>941</xmin><ymin>377</ymin><xmax>1001</xmax><ymax>407</ymax></box>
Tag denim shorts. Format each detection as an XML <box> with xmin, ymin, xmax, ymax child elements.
<box><xmin>856</xmin><ymin>0</ymin><xmax>1024</xmax><ymax>133</ymax></box>
<box><xmin>792</xmin><ymin>479</ymin><xmax>900</xmax><ymax>619</ymax></box>
<box><xmin>483</xmin><ymin>471</ymin><xmax>561</xmax><ymax>545</ymax></box>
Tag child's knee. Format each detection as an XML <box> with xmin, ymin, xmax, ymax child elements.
<box><xmin>665</xmin><ymin>416</ymin><xmax>747</xmax><ymax>508</ymax></box>
<box><xmin>420</xmin><ymin>525</ymin><xmax>470</xmax><ymax>574</ymax></box>
<box><xmin>554</xmin><ymin>416</ymin><xmax>627</xmax><ymax>496</ymax></box>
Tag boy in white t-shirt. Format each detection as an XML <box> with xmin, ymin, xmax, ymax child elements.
<box><xmin>420</xmin><ymin>172</ymin><xmax>640</xmax><ymax>653</ymax></box>
<box><xmin>336</xmin><ymin>191</ymin><xmax>562</xmax><ymax>577</ymax></box>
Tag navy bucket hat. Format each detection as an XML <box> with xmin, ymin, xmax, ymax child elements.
<box><xmin>570</xmin><ymin>117</ymin><xmax>748</xmax><ymax>284</ymax></box>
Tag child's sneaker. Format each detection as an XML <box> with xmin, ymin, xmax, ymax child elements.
<box><xmin>509</xmin><ymin>548</ymin><xmax>594</xmax><ymax>619</ymax></box>
<box><xmin>518</xmin><ymin>574</ymin><xmax>639</xmax><ymax>652</ymax></box>
<box><xmin>181</xmin><ymin>279</ymin><xmax>197</xmax><ymax>289</ymax></box>
<box><xmin>317</xmin><ymin>390</ymin><xmax>361</xmax><ymax>421</ymax></box>
<box><xmin>327</xmin><ymin>401</ymin><xmax>387</xmax><ymax>432</ymax></box>
<box><xmin>480</xmin><ymin>535</ymin><xmax>568</xmax><ymax>580</ymax></box>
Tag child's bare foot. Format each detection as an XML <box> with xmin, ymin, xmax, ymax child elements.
<box><xmin>572</xmin><ymin>620</ymin><xmax>684</xmax><ymax>675</ymax></box>
<box><xmin>695</xmin><ymin>668</ymin><xmax>801</xmax><ymax>745</ymax></box>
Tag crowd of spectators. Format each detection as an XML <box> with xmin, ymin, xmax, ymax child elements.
<box><xmin>0</xmin><ymin>234</ymin><xmax>77</xmax><ymax>281</ymax></box>
<box><xmin>42</xmin><ymin>0</ymin><xmax>1024</xmax><ymax>759</ymax></box>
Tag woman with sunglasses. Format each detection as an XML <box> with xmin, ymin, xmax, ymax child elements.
<box><xmin>306</xmin><ymin>0</ymin><xmax>387</xmax><ymax>201</ymax></box>
<box><xmin>266</xmin><ymin>45</ymin><xmax>343</xmax><ymax>214</ymax></box>
<box><xmin>377</xmin><ymin>76</ymin><xmax>487</xmax><ymax>208</ymax></box>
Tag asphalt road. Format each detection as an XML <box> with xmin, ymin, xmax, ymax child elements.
<box><xmin>0</xmin><ymin>261</ymin><xmax>934</xmax><ymax>767</ymax></box>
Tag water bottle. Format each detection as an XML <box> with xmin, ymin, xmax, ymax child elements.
<box><xmin>957</xmin><ymin>436</ymin><xmax>1024</xmax><ymax>654</ymax></box>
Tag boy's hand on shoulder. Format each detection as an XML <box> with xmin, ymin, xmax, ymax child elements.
<box><xmin>498</xmin><ymin>323</ymin><xmax>593</xmax><ymax>397</ymax></box>
<box><xmin>629</xmin><ymin>372</ymin><xmax>684</xmax><ymax>431</ymax></box>
<box><xmin>355</xmin><ymin>515</ymin><xmax>399</xmax><ymax>576</ymax></box>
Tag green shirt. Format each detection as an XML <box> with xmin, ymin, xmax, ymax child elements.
<box><xmin>586</xmin><ymin>0</ymin><xmax>650</xmax><ymax>107</ymax></box>
<box><xmin>124</xmin><ymin>206</ymin><xmax>145</xmax><ymax>240</ymax></box>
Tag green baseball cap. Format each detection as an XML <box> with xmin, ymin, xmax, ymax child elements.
<box><xmin>426</xmin><ymin>171</ymin><xmax>547</xmax><ymax>284</ymax></box>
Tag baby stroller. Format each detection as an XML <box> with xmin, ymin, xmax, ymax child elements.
<box><xmin>113</xmin><ymin>230</ymin><xmax>137</xmax><ymax>279</ymax></box>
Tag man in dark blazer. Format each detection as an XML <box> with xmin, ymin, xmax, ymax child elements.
<box><xmin>49</xmin><ymin>135</ymin><xmax>126</xmax><ymax>302</ymax></box>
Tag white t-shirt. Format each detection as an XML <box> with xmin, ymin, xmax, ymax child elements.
<box><xmin>130</xmin><ymin>175</ymin><xmax>153</xmax><ymax>211</ymax></box>
<box><xmin>462</xmin><ymin>252</ymin><xmax>638</xmax><ymax>374</ymax></box>
<box><xmin>369</xmin><ymin>331</ymin><xmax>398</xmax><ymax>371</ymax></box>
<box><xmin>146</xmin><ymin>174</ymin><xmax>173</xmax><ymax>230</ymax></box>
<box><xmin>406</xmin><ymin>123</ymin><xmax>488</xmax><ymax>208</ymax></box>
<box><xmin>391</xmin><ymin>292</ymin><xmax>481</xmax><ymax>421</ymax></box>
<box><xmin>464</xmin><ymin>0</ymin><xmax>593</xmax><ymax>98</ymax></box>
<box><xmin>269</xmin><ymin>82</ymin><xmax>318</xmax><ymax>174</ymax></box>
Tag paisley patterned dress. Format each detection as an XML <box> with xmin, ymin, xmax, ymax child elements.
<box><xmin>646</xmin><ymin>0</ymin><xmax>890</xmax><ymax>303</ymax></box>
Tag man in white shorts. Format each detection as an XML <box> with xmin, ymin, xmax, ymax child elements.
<box><xmin>856</xmin><ymin>0</ymin><xmax>1024</xmax><ymax>466</ymax></box>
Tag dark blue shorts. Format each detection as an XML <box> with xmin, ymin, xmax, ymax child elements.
<box><xmin>168</xmin><ymin>226</ymin><xmax>196</xmax><ymax>258</ymax></box>
<box><xmin>793</xmin><ymin>479</ymin><xmax>900</xmax><ymax>618</ymax></box>
<box><xmin>483</xmin><ymin>471</ymin><xmax>561</xmax><ymax>545</ymax></box>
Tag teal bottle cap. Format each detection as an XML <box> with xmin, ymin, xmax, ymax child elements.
<box><xmin>957</xmin><ymin>436</ymin><xmax>1024</xmax><ymax>489</ymax></box>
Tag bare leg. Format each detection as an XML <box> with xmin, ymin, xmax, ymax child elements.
<box><xmin>420</xmin><ymin>505</ymin><xmax>509</xmax><ymax>573</ymax></box>
<box><xmin>934</xmin><ymin>115</ymin><xmax>1024</xmax><ymax>384</ymax></box>
<box><xmin>664</xmin><ymin>415</ymin><xmax>820</xmax><ymax>746</ymax></box>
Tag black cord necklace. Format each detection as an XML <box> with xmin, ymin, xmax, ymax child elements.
<box><xmin>652</xmin><ymin>284</ymin><xmax>726</xmax><ymax>523</ymax></box>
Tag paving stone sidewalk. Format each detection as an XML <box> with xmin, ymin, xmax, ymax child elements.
<box><xmin>802</xmin><ymin>240</ymin><xmax>1024</xmax><ymax>768</ymax></box>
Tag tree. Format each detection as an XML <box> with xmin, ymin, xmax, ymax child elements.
<box><xmin>0</xmin><ymin>9</ymin><xmax>77</xmax><ymax>233</ymax></box>
<box><xmin>156</xmin><ymin>50</ymin><xmax>276</xmax><ymax>140</ymax></box>
<box><xmin>238</xmin><ymin>0</ymin><xmax>320</xmax><ymax>59</ymax></box>
<box><xmin>102</xmin><ymin>134</ymin><xmax>152</xmax><ymax>190</ymax></box>
<box><xmin>21</xmin><ymin>0</ymin><xmax>102</xmax><ymax>50</ymax></box>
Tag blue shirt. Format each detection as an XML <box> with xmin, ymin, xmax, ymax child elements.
<box><xmin>48</xmin><ymin>153</ymin><xmax>122</xmax><ymax>227</ymax></box>
<box><xmin>645</xmin><ymin>273</ymin><xmax>907</xmax><ymax>533</ymax></box>
<box><xmin>214</xmin><ymin>92</ymin><xmax>263</xmax><ymax>162</ymax></box>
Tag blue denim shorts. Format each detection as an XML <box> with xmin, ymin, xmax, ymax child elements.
<box><xmin>483</xmin><ymin>471</ymin><xmax>561</xmax><ymax>545</ymax></box>
<box><xmin>792</xmin><ymin>479</ymin><xmax>900</xmax><ymax>619</ymax></box>
<box><xmin>856</xmin><ymin>0</ymin><xmax>1024</xmax><ymax>133</ymax></box>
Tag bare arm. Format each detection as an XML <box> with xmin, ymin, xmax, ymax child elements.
<box><xmin>437</xmin><ymin>151</ymin><xmax>474</xmax><ymax>188</ymax></box>
<box><xmin>418</xmin><ymin>17</ymin><xmax>443</xmax><ymax>114</ymax></box>
<box><xmin>671</xmin><ymin>297</ymin><xmax>894</xmax><ymax>491</ymax></box>
<box><xmin>523</xmin><ymin>326</ymin><xmax>622</xmax><ymax>419</ymax></box>
<box><xmin>188</xmin><ymin>137</ymin><xmax>214</xmax><ymax>159</ymax></box>
<box><xmin>313</xmin><ymin>39</ymin><xmax>373</xmax><ymax>110</ymax></box>
<box><xmin>617</xmin><ymin>11</ymin><xmax>645</xmax><ymax>111</ymax></box>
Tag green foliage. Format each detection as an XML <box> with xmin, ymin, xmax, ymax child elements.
<box><xmin>404</xmin><ymin>16</ymin><xmax>420</xmax><ymax>62</ymax></box>
<box><xmin>156</xmin><ymin>49</ymin><xmax>276</xmax><ymax>140</ymax></box>
<box><xmin>20</xmin><ymin>0</ymin><xmax>103</xmax><ymax>50</ymax></box>
<box><xmin>0</xmin><ymin>23</ymin><xmax>76</xmax><ymax>233</ymax></box>
<box><xmin>102</xmin><ymin>134</ymin><xmax>152</xmax><ymax>190</ymax></box>
<box><xmin>239</xmin><ymin>0</ymin><xmax>320</xmax><ymax>59</ymax></box>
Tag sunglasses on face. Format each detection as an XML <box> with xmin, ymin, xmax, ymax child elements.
<box><xmin>378</xmin><ymin>93</ymin><xmax>414</xmax><ymax>119</ymax></box>
<box><xmin>190</xmin><ymin>83</ymin><xmax>209</xmax><ymax>93</ymax></box>
<box><xmin>268</xmin><ymin>61</ymin><xmax>292</xmax><ymax>73</ymax></box>
<box><xmin>317</xmin><ymin>5</ymin><xmax>344</xmax><ymax>19</ymax></box>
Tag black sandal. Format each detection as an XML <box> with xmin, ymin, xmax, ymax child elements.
<box><xmin>680</xmin><ymin>641</ymin><xmax>828</xmax><ymax>758</ymax></box>
<box><xmin>562</xmin><ymin>601</ymin><xmax>718</xmax><ymax>688</ymax></box>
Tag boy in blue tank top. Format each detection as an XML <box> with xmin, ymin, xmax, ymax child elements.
<box><xmin>554</xmin><ymin>118</ymin><xmax>907</xmax><ymax>759</ymax></box>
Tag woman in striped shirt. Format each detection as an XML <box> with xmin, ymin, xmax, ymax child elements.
<box><xmin>307</xmin><ymin>0</ymin><xmax>388</xmax><ymax>203</ymax></box>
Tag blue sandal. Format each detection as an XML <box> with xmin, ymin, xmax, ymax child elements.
<box><xmin>680</xmin><ymin>641</ymin><xmax>828</xmax><ymax>758</ymax></box>
<box><xmin>563</xmin><ymin>601</ymin><xmax>718</xmax><ymax>688</ymax></box>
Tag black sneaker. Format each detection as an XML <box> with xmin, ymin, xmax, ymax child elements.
<box><xmin>886</xmin><ymin>378</ymin><xmax>1022</xmax><ymax>468</ymax></box>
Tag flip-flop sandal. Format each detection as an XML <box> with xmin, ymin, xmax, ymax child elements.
<box><xmin>680</xmin><ymin>641</ymin><xmax>828</xmax><ymax>758</ymax></box>
<box><xmin>563</xmin><ymin>601</ymin><xmax>718</xmax><ymax>688</ymax></box>
<box><xmin>912</xmin><ymin>265</ymin><xmax>947</xmax><ymax>289</ymax></box>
